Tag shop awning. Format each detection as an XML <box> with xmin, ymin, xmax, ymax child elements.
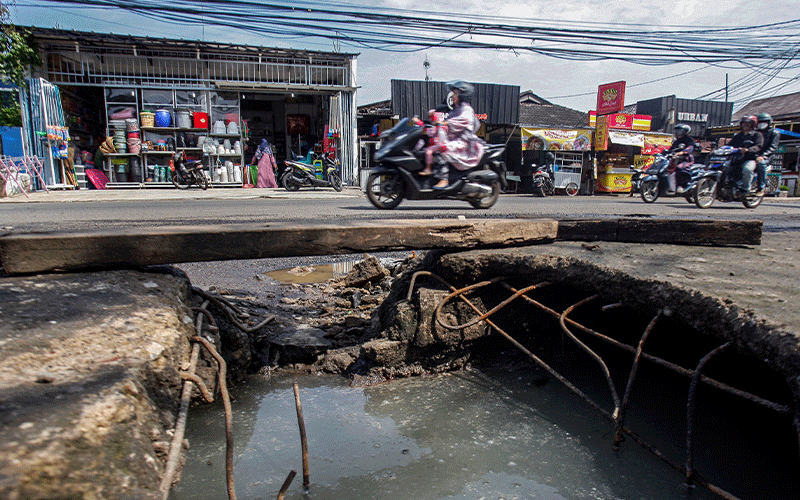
<box><xmin>608</xmin><ymin>130</ymin><xmax>645</xmax><ymax>147</ymax></box>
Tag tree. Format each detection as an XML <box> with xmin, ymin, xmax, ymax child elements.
<box><xmin>1</xmin><ymin>2</ymin><xmax>42</xmax><ymax>126</ymax></box>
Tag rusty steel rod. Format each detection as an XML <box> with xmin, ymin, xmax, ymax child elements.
<box><xmin>501</xmin><ymin>283</ymin><xmax>790</xmax><ymax>414</ymax></box>
<box><xmin>614</xmin><ymin>312</ymin><xmax>661</xmax><ymax>448</ymax></box>
<box><xmin>160</xmin><ymin>301</ymin><xmax>208</xmax><ymax>499</ymax></box>
<box><xmin>192</xmin><ymin>287</ymin><xmax>275</xmax><ymax>333</ymax></box>
<box><xmin>687</xmin><ymin>343</ymin><xmax>731</xmax><ymax>487</ymax></box>
<box><xmin>293</xmin><ymin>383</ymin><xmax>310</xmax><ymax>488</ymax></box>
<box><xmin>191</xmin><ymin>335</ymin><xmax>237</xmax><ymax>500</ymax></box>
<box><xmin>179</xmin><ymin>372</ymin><xmax>214</xmax><ymax>403</ymax></box>
<box><xmin>560</xmin><ymin>295</ymin><xmax>621</xmax><ymax>419</ymax></box>
<box><xmin>276</xmin><ymin>470</ymin><xmax>297</xmax><ymax>500</ymax></box>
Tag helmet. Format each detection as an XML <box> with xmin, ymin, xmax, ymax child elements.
<box><xmin>756</xmin><ymin>112</ymin><xmax>772</xmax><ymax>130</ymax></box>
<box><xmin>446</xmin><ymin>80</ymin><xmax>474</xmax><ymax>102</ymax></box>
<box><xmin>740</xmin><ymin>115</ymin><xmax>757</xmax><ymax>128</ymax></box>
<box><xmin>674</xmin><ymin>124</ymin><xmax>691</xmax><ymax>137</ymax></box>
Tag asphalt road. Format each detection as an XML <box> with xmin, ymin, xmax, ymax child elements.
<box><xmin>2</xmin><ymin>187</ymin><xmax>800</xmax><ymax>233</ymax></box>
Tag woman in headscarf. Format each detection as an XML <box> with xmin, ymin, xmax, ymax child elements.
<box><xmin>251</xmin><ymin>139</ymin><xmax>278</xmax><ymax>188</ymax></box>
<box><xmin>430</xmin><ymin>80</ymin><xmax>484</xmax><ymax>189</ymax></box>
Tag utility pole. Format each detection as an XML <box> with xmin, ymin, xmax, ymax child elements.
<box><xmin>423</xmin><ymin>55</ymin><xmax>430</xmax><ymax>81</ymax></box>
<box><xmin>725</xmin><ymin>73</ymin><xmax>729</xmax><ymax>103</ymax></box>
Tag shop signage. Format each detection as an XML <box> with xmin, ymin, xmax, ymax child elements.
<box><xmin>594</xmin><ymin>115</ymin><xmax>609</xmax><ymax>150</ymax></box>
<box><xmin>596</xmin><ymin>81</ymin><xmax>626</xmax><ymax>115</ymax></box>
<box><xmin>634</xmin><ymin>155</ymin><xmax>655</xmax><ymax>170</ymax></box>
<box><xmin>642</xmin><ymin>134</ymin><xmax>673</xmax><ymax>155</ymax></box>
<box><xmin>677</xmin><ymin>112</ymin><xmax>708</xmax><ymax>122</ymax></box>
<box><xmin>589</xmin><ymin>111</ymin><xmax>651</xmax><ymax>131</ymax></box>
<box><xmin>522</xmin><ymin>127</ymin><xmax>593</xmax><ymax>151</ymax></box>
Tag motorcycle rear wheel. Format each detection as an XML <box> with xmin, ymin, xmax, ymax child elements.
<box><xmin>565</xmin><ymin>182</ymin><xmax>579</xmax><ymax>197</ymax></box>
<box><xmin>694</xmin><ymin>178</ymin><xmax>717</xmax><ymax>208</ymax></box>
<box><xmin>282</xmin><ymin>173</ymin><xmax>301</xmax><ymax>191</ymax></box>
<box><xmin>640</xmin><ymin>180</ymin><xmax>658</xmax><ymax>203</ymax></box>
<box><xmin>172</xmin><ymin>172</ymin><xmax>189</xmax><ymax>190</ymax></box>
<box><xmin>742</xmin><ymin>178</ymin><xmax>763</xmax><ymax>209</ymax></box>
<box><xmin>468</xmin><ymin>180</ymin><xmax>501</xmax><ymax>209</ymax></box>
<box><xmin>365</xmin><ymin>171</ymin><xmax>404</xmax><ymax>209</ymax></box>
<box><xmin>329</xmin><ymin>172</ymin><xmax>343</xmax><ymax>192</ymax></box>
<box><xmin>198</xmin><ymin>173</ymin><xmax>209</xmax><ymax>191</ymax></box>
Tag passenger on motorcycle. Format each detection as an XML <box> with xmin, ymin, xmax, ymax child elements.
<box><xmin>755</xmin><ymin>112</ymin><xmax>780</xmax><ymax>196</ymax></box>
<box><xmin>430</xmin><ymin>80</ymin><xmax>485</xmax><ymax>190</ymax></box>
<box><xmin>727</xmin><ymin>115</ymin><xmax>763</xmax><ymax>193</ymax></box>
<box><xmin>666</xmin><ymin>124</ymin><xmax>695</xmax><ymax>194</ymax></box>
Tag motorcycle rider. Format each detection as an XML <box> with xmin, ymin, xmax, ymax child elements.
<box><xmin>755</xmin><ymin>112</ymin><xmax>780</xmax><ymax>196</ymax></box>
<box><xmin>727</xmin><ymin>115</ymin><xmax>763</xmax><ymax>193</ymax></box>
<box><xmin>430</xmin><ymin>80</ymin><xmax>485</xmax><ymax>190</ymax></box>
<box><xmin>665</xmin><ymin>124</ymin><xmax>696</xmax><ymax>194</ymax></box>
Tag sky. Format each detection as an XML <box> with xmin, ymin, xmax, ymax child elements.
<box><xmin>8</xmin><ymin>0</ymin><xmax>800</xmax><ymax>113</ymax></box>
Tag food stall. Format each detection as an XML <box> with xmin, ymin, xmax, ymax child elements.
<box><xmin>521</xmin><ymin>127</ymin><xmax>593</xmax><ymax>194</ymax></box>
<box><xmin>593</xmin><ymin>114</ymin><xmax>672</xmax><ymax>193</ymax></box>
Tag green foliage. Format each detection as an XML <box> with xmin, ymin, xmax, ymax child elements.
<box><xmin>0</xmin><ymin>99</ymin><xmax>21</xmax><ymax>126</ymax></box>
<box><xmin>1</xmin><ymin>24</ymin><xmax>42</xmax><ymax>87</ymax></box>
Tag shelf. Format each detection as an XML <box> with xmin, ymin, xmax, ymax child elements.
<box><xmin>177</xmin><ymin>147</ymin><xmax>203</xmax><ymax>151</ymax></box>
<box><xmin>209</xmin><ymin>133</ymin><xmax>241</xmax><ymax>137</ymax></box>
<box><xmin>142</xmin><ymin>151</ymin><xmax>174</xmax><ymax>155</ymax></box>
<box><xmin>105</xmin><ymin>153</ymin><xmax>139</xmax><ymax>157</ymax></box>
<box><xmin>141</xmin><ymin>127</ymin><xmax>209</xmax><ymax>132</ymax></box>
<box><xmin>209</xmin><ymin>153</ymin><xmax>243</xmax><ymax>157</ymax></box>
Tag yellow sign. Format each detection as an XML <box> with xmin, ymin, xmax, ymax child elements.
<box><xmin>634</xmin><ymin>155</ymin><xmax>655</xmax><ymax>169</ymax></box>
<box><xmin>594</xmin><ymin>115</ymin><xmax>609</xmax><ymax>150</ymax></box>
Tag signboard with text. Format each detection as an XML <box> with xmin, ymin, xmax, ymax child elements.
<box><xmin>589</xmin><ymin>111</ymin><xmax>651</xmax><ymax>131</ymax></box>
<box><xmin>596</xmin><ymin>81</ymin><xmax>626</xmax><ymax>115</ymax></box>
<box><xmin>594</xmin><ymin>115</ymin><xmax>609</xmax><ymax>150</ymax></box>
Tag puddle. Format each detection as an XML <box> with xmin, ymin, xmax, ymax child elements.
<box><xmin>264</xmin><ymin>261</ymin><xmax>356</xmax><ymax>284</ymax></box>
<box><xmin>168</xmin><ymin>369</ymin><xmax>749</xmax><ymax>500</ymax></box>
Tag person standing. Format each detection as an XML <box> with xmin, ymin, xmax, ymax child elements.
<box><xmin>251</xmin><ymin>139</ymin><xmax>278</xmax><ymax>188</ymax></box>
<box><xmin>755</xmin><ymin>113</ymin><xmax>780</xmax><ymax>196</ymax></box>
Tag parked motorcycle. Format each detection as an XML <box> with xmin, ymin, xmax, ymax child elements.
<box><xmin>280</xmin><ymin>151</ymin><xmax>343</xmax><ymax>192</ymax></box>
<box><xmin>688</xmin><ymin>145</ymin><xmax>763</xmax><ymax>209</ymax></box>
<box><xmin>532</xmin><ymin>163</ymin><xmax>555</xmax><ymax>197</ymax></box>
<box><xmin>364</xmin><ymin>117</ymin><xmax>505</xmax><ymax>209</ymax></box>
<box><xmin>639</xmin><ymin>146</ymin><xmax>699</xmax><ymax>203</ymax></box>
<box><xmin>171</xmin><ymin>151</ymin><xmax>208</xmax><ymax>190</ymax></box>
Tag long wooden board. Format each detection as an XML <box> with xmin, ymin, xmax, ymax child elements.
<box><xmin>0</xmin><ymin>219</ymin><xmax>558</xmax><ymax>274</ymax></box>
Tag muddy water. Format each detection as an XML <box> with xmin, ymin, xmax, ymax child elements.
<box><xmin>170</xmin><ymin>368</ymin><xmax>721</xmax><ymax>500</ymax></box>
<box><xmin>263</xmin><ymin>261</ymin><xmax>356</xmax><ymax>284</ymax></box>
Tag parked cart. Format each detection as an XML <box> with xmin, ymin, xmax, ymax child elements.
<box><xmin>552</xmin><ymin>151</ymin><xmax>583</xmax><ymax>196</ymax></box>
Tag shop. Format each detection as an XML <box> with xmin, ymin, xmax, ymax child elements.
<box><xmin>594</xmin><ymin>114</ymin><xmax>673</xmax><ymax>193</ymax></box>
<box><xmin>520</xmin><ymin>127</ymin><xmax>592</xmax><ymax>194</ymax></box>
<box><xmin>26</xmin><ymin>27</ymin><xmax>358</xmax><ymax>189</ymax></box>
<box><xmin>634</xmin><ymin>95</ymin><xmax>733</xmax><ymax>137</ymax></box>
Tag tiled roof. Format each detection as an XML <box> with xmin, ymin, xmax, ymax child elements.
<box><xmin>736</xmin><ymin>91</ymin><xmax>800</xmax><ymax>121</ymax></box>
<box><xmin>518</xmin><ymin>102</ymin><xmax>589</xmax><ymax>128</ymax></box>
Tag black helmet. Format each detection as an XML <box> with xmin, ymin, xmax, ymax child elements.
<box><xmin>446</xmin><ymin>80</ymin><xmax>474</xmax><ymax>102</ymax></box>
<box><xmin>740</xmin><ymin>115</ymin><xmax>757</xmax><ymax>128</ymax></box>
<box><xmin>756</xmin><ymin>112</ymin><xmax>772</xmax><ymax>130</ymax></box>
<box><xmin>674</xmin><ymin>124</ymin><xmax>691</xmax><ymax>137</ymax></box>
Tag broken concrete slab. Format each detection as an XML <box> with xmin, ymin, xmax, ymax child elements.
<box><xmin>557</xmin><ymin>218</ymin><xmax>762</xmax><ymax>246</ymax></box>
<box><xmin>0</xmin><ymin>218</ymin><xmax>558</xmax><ymax>275</ymax></box>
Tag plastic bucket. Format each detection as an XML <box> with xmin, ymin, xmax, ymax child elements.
<box><xmin>155</xmin><ymin>109</ymin><xmax>172</xmax><ymax>128</ymax></box>
<box><xmin>193</xmin><ymin>112</ymin><xmax>208</xmax><ymax>129</ymax></box>
<box><xmin>140</xmin><ymin>112</ymin><xmax>155</xmax><ymax>128</ymax></box>
<box><xmin>176</xmin><ymin>110</ymin><xmax>191</xmax><ymax>129</ymax></box>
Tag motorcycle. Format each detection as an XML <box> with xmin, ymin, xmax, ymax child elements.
<box><xmin>687</xmin><ymin>145</ymin><xmax>763</xmax><ymax>209</ymax></box>
<box><xmin>171</xmin><ymin>151</ymin><xmax>209</xmax><ymax>190</ymax></box>
<box><xmin>532</xmin><ymin>163</ymin><xmax>555</xmax><ymax>197</ymax></box>
<box><xmin>280</xmin><ymin>150</ymin><xmax>343</xmax><ymax>192</ymax></box>
<box><xmin>365</xmin><ymin>117</ymin><xmax>506</xmax><ymax>209</ymax></box>
<box><xmin>639</xmin><ymin>146</ymin><xmax>699</xmax><ymax>203</ymax></box>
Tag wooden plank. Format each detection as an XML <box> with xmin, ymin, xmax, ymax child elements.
<box><xmin>557</xmin><ymin>218</ymin><xmax>762</xmax><ymax>246</ymax></box>
<box><xmin>0</xmin><ymin>219</ymin><xmax>558</xmax><ymax>274</ymax></box>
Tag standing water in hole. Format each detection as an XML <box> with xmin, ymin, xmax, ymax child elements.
<box><xmin>170</xmin><ymin>368</ymin><xmax>723</xmax><ymax>500</ymax></box>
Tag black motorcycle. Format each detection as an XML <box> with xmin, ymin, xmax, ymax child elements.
<box><xmin>280</xmin><ymin>151</ymin><xmax>343</xmax><ymax>192</ymax></box>
<box><xmin>687</xmin><ymin>145</ymin><xmax>763</xmax><ymax>209</ymax></box>
<box><xmin>532</xmin><ymin>163</ymin><xmax>555</xmax><ymax>197</ymax></box>
<box><xmin>171</xmin><ymin>151</ymin><xmax>208</xmax><ymax>190</ymax></box>
<box><xmin>365</xmin><ymin>117</ymin><xmax>505</xmax><ymax>209</ymax></box>
<box><xmin>639</xmin><ymin>146</ymin><xmax>698</xmax><ymax>203</ymax></box>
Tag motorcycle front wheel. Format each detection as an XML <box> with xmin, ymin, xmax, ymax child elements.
<box><xmin>694</xmin><ymin>178</ymin><xmax>717</xmax><ymax>208</ymax></box>
<box><xmin>172</xmin><ymin>172</ymin><xmax>189</xmax><ymax>190</ymax></box>
<box><xmin>640</xmin><ymin>180</ymin><xmax>658</xmax><ymax>203</ymax></box>
<box><xmin>365</xmin><ymin>171</ymin><xmax>404</xmax><ymax>209</ymax></box>
<box><xmin>282</xmin><ymin>172</ymin><xmax>301</xmax><ymax>191</ymax></box>
<box><xmin>329</xmin><ymin>172</ymin><xmax>343</xmax><ymax>192</ymax></box>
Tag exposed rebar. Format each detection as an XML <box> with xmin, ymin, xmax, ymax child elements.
<box><xmin>192</xmin><ymin>286</ymin><xmax>274</xmax><ymax>333</ymax></box>
<box><xmin>276</xmin><ymin>470</ymin><xmax>297</xmax><ymax>500</ymax></box>
<box><xmin>687</xmin><ymin>343</ymin><xmax>731</xmax><ymax>486</ymax></box>
<box><xmin>293</xmin><ymin>383</ymin><xmax>310</xmax><ymax>488</ymax></box>
<box><xmin>191</xmin><ymin>335</ymin><xmax>237</xmax><ymax>500</ymax></box>
<box><xmin>614</xmin><ymin>311</ymin><xmax>661</xmax><ymax>448</ymax></box>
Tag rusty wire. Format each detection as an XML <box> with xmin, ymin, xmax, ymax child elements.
<box><xmin>192</xmin><ymin>286</ymin><xmax>275</xmax><ymax>333</ymax></box>
<box><xmin>407</xmin><ymin>271</ymin><xmax>786</xmax><ymax>500</ymax></box>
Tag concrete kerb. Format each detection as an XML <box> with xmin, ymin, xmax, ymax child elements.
<box><xmin>0</xmin><ymin>185</ymin><xmax>365</xmax><ymax>203</ymax></box>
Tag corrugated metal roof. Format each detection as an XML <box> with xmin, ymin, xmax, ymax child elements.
<box><xmin>736</xmin><ymin>91</ymin><xmax>800</xmax><ymax>121</ymax></box>
<box><xmin>391</xmin><ymin>80</ymin><xmax>519</xmax><ymax>124</ymax></box>
<box><xmin>518</xmin><ymin>102</ymin><xmax>588</xmax><ymax>128</ymax></box>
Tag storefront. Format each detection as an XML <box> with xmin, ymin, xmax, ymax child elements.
<box><xmin>26</xmin><ymin>27</ymin><xmax>358</xmax><ymax>188</ymax></box>
<box><xmin>634</xmin><ymin>95</ymin><xmax>733</xmax><ymax>138</ymax></box>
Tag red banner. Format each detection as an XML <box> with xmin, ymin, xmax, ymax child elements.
<box><xmin>596</xmin><ymin>81</ymin><xmax>626</xmax><ymax>115</ymax></box>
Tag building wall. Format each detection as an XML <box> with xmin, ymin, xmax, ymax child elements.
<box><xmin>390</xmin><ymin>80</ymin><xmax>519</xmax><ymax>125</ymax></box>
<box><xmin>636</xmin><ymin>95</ymin><xmax>733</xmax><ymax>137</ymax></box>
